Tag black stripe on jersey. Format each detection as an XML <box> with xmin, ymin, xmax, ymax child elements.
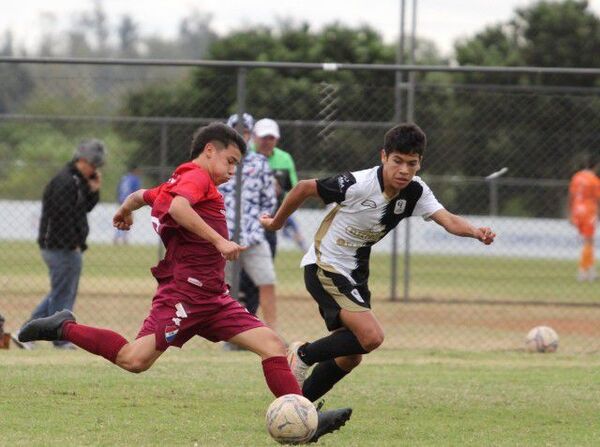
<box><xmin>376</xmin><ymin>165</ymin><xmax>385</xmax><ymax>192</ymax></box>
<box><xmin>316</xmin><ymin>171</ymin><xmax>357</xmax><ymax>204</ymax></box>
<box><xmin>350</xmin><ymin>180</ymin><xmax>424</xmax><ymax>286</ymax></box>
<box><xmin>379</xmin><ymin>180</ymin><xmax>424</xmax><ymax>233</ymax></box>
<box><xmin>351</xmin><ymin>245</ymin><xmax>372</xmax><ymax>287</ymax></box>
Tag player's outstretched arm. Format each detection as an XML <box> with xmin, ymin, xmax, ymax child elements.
<box><xmin>168</xmin><ymin>195</ymin><xmax>246</xmax><ymax>260</ymax></box>
<box><xmin>430</xmin><ymin>209</ymin><xmax>495</xmax><ymax>245</ymax></box>
<box><xmin>113</xmin><ymin>189</ymin><xmax>147</xmax><ymax>231</ymax></box>
<box><xmin>260</xmin><ymin>179</ymin><xmax>319</xmax><ymax>231</ymax></box>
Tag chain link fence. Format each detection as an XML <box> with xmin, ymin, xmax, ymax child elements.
<box><xmin>1</xmin><ymin>58</ymin><xmax>599</xmax><ymax>352</ymax></box>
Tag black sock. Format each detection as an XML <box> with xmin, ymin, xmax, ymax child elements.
<box><xmin>302</xmin><ymin>359</ymin><xmax>349</xmax><ymax>402</ymax></box>
<box><xmin>298</xmin><ymin>330</ymin><xmax>367</xmax><ymax>366</ymax></box>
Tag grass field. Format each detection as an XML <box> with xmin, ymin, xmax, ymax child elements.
<box><xmin>2</xmin><ymin>347</ymin><xmax>600</xmax><ymax>446</ymax></box>
<box><xmin>2</xmin><ymin>241</ymin><xmax>600</xmax><ymax>353</ymax></box>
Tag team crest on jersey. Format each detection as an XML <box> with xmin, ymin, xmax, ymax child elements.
<box><xmin>394</xmin><ymin>199</ymin><xmax>407</xmax><ymax>214</ymax></box>
<box><xmin>165</xmin><ymin>325</ymin><xmax>179</xmax><ymax>343</ymax></box>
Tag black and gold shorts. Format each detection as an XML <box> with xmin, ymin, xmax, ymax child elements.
<box><xmin>303</xmin><ymin>264</ymin><xmax>371</xmax><ymax>331</ymax></box>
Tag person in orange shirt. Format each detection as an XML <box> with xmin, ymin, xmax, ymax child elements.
<box><xmin>569</xmin><ymin>157</ymin><xmax>600</xmax><ymax>282</ymax></box>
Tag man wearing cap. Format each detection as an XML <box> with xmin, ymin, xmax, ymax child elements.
<box><xmin>252</xmin><ymin>118</ymin><xmax>299</xmax><ymax>258</ymax></box>
<box><xmin>14</xmin><ymin>139</ymin><xmax>106</xmax><ymax>349</ymax></box>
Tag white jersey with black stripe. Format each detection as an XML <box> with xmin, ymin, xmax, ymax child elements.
<box><xmin>300</xmin><ymin>165</ymin><xmax>443</xmax><ymax>286</ymax></box>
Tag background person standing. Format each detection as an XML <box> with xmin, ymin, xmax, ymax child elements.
<box><xmin>15</xmin><ymin>139</ymin><xmax>106</xmax><ymax>349</ymax></box>
<box><xmin>114</xmin><ymin>163</ymin><xmax>142</xmax><ymax>245</ymax></box>
<box><xmin>252</xmin><ymin>118</ymin><xmax>298</xmax><ymax>257</ymax></box>
<box><xmin>569</xmin><ymin>157</ymin><xmax>600</xmax><ymax>282</ymax></box>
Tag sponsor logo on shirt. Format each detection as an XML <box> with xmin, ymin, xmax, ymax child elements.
<box><xmin>394</xmin><ymin>199</ymin><xmax>407</xmax><ymax>214</ymax></box>
<box><xmin>336</xmin><ymin>237</ymin><xmax>364</xmax><ymax>248</ymax></box>
<box><xmin>187</xmin><ymin>277</ymin><xmax>203</xmax><ymax>287</ymax></box>
<box><xmin>345</xmin><ymin>225</ymin><xmax>386</xmax><ymax>242</ymax></box>
<box><xmin>360</xmin><ymin>199</ymin><xmax>377</xmax><ymax>209</ymax></box>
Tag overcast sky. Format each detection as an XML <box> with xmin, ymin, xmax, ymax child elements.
<box><xmin>3</xmin><ymin>0</ymin><xmax>600</xmax><ymax>56</ymax></box>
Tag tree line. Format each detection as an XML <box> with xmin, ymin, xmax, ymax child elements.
<box><xmin>1</xmin><ymin>0</ymin><xmax>599</xmax><ymax>217</ymax></box>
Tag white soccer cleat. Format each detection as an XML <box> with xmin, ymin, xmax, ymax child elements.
<box><xmin>287</xmin><ymin>341</ymin><xmax>311</xmax><ymax>387</ymax></box>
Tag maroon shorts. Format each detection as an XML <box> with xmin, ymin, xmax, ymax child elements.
<box><xmin>136</xmin><ymin>278</ymin><xmax>265</xmax><ymax>351</ymax></box>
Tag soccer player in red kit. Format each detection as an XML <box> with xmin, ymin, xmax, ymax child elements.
<box><xmin>19</xmin><ymin>123</ymin><xmax>351</xmax><ymax>442</ymax></box>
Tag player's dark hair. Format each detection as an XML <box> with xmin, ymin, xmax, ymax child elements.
<box><xmin>383</xmin><ymin>123</ymin><xmax>426</xmax><ymax>157</ymax></box>
<box><xmin>189</xmin><ymin>122</ymin><xmax>247</xmax><ymax>160</ymax></box>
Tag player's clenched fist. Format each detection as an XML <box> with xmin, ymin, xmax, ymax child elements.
<box><xmin>476</xmin><ymin>227</ymin><xmax>495</xmax><ymax>245</ymax></box>
<box><xmin>215</xmin><ymin>239</ymin><xmax>248</xmax><ymax>261</ymax></box>
<box><xmin>113</xmin><ymin>208</ymin><xmax>133</xmax><ymax>231</ymax></box>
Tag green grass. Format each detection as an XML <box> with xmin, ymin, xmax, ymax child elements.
<box><xmin>2</xmin><ymin>347</ymin><xmax>600</xmax><ymax>446</ymax></box>
<box><xmin>1</xmin><ymin>240</ymin><xmax>598</xmax><ymax>303</ymax></box>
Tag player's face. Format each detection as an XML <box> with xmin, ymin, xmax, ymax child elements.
<box><xmin>208</xmin><ymin>144</ymin><xmax>242</xmax><ymax>185</ymax></box>
<box><xmin>254</xmin><ymin>135</ymin><xmax>278</xmax><ymax>157</ymax></box>
<box><xmin>381</xmin><ymin>150</ymin><xmax>421</xmax><ymax>191</ymax></box>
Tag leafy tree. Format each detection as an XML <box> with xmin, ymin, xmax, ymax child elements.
<box><xmin>119</xmin><ymin>23</ymin><xmax>444</xmax><ymax>176</ymax></box>
<box><xmin>0</xmin><ymin>31</ymin><xmax>34</xmax><ymax>113</ymax></box>
<box><xmin>444</xmin><ymin>0</ymin><xmax>600</xmax><ymax>216</ymax></box>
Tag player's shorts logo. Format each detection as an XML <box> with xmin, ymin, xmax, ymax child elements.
<box><xmin>350</xmin><ymin>288</ymin><xmax>365</xmax><ymax>303</ymax></box>
<box><xmin>394</xmin><ymin>199</ymin><xmax>407</xmax><ymax>214</ymax></box>
<box><xmin>165</xmin><ymin>325</ymin><xmax>179</xmax><ymax>343</ymax></box>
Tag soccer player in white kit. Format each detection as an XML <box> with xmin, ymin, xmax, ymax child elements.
<box><xmin>260</xmin><ymin>123</ymin><xmax>496</xmax><ymax>401</ymax></box>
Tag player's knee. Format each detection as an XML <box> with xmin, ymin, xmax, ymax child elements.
<box><xmin>359</xmin><ymin>330</ymin><xmax>384</xmax><ymax>352</ymax></box>
<box><xmin>337</xmin><ymin>354</ymin><xmax>362</xmax><ymax>371</ymax></box>
<box><xmin>126</xmin><ymin>360</ymin><xmax>151</xmax><ymax>374</ymax></box>
<box><xmin>259</xmin><ymin>332</ymin><xmax>287</xmax><ymax>357</ymax></box>
<box><xmin>119</xmin><ymin>356</ymin><xmax>152</xmax><ymax>374</ymax></box>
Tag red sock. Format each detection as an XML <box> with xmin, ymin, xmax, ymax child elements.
<box><xmin>262</xmin><ymin>356</ymin><xmax>302</xmax><ymax>397</ymax></box>
<box><xmin>62</xmin><ymin>321</ymin><xmax>128</xmax><ymax>364</ymax></box>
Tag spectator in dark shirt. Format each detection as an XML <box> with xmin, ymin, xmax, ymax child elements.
<box><xmin>15</xmin><ymin>140</ymin><xmax>106</xmax><ymax>350</ymax></box>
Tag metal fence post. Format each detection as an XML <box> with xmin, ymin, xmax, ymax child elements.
<box><xmin>229</xmin><ymin>67</ymin><xmax>247</xmax><ymax>301</ymax></box>
<box><xmin>390</xmin><ymin>0</ymin><xmax>406</xmax><ymax>302</ymax></box>
<box><xmin>402</xmin><ymin>0</ymin><xmax>418</xmax><ymax>302</ymax></box>
<box><xmin>157</xmin><ymin>121</ymin><xmax>168</xmax><ymax>261</ymax></box>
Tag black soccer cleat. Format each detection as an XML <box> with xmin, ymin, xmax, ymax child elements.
<box><xmin>308</xmin><ymin>407</ymin><xmax>352</xmax><ymax>443</ymax></box>
<box><xmin>18</xmin><ymin>310</ymin><xmax>76</xmax><ymax>343</ymax></box>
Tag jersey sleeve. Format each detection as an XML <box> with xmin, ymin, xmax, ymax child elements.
<box><xmin>413</xmin><ymin>181</ymin><xmax>444</xmax><ymax>220</ymax></box>
<box><xmin>170</xmin><ymin>170</ymin><xmax>210</xmax><ymax>204</ymax></box>
<box><xmin>143</xmin><ymin>185</ymin><xmax>160</xmax><ymax>206</ymax></box>
<box><xmin>316</xmin><ymin>171</ymin><xmax>357</xmax><ymax>204</ymax></box>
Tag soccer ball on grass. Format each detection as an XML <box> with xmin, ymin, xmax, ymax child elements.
<box><xmin>525</xmin><ymin>325</ymin><xmax>559</xmax><ymax>353</ymax></box>
<box><xmin>266</xmin><ymin>394</ymin><xmax>318</xmax><ymax>444</ymax></box>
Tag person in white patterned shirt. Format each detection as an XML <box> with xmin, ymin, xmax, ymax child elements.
<box><xmin>220</xmin><ymin>113</ymin><xmax>279</xmax><ymax>330</ymax></box>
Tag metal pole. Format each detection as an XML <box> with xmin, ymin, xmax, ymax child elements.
<box><xmin>158</xmin><ymin>122</ymin><xmax>168</xmax><ymax>261</ymax></box>
<box><xmin>403</xmin><ymin>0</ymin><xmax>418</xmax><ymax>302</ymax></box>
<box><xmin>230</xmin><ymin>68</ymin><xmax>247</xmax><ymax>301</ymax></box>
<box><xmin>390</xmin><ymin>0</ymin><xmax>406</xmax><ymax>302</ymax></box>
<box><xmin>485</xmin><ymin>167</ymin><xmax>509</xmax><ymax>216</ymax></box>
<box><xmin>407</xmin><ymin>0</ymin><xmax>418</xmax><ymax>120</ymax></box>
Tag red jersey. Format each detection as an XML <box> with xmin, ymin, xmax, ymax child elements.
<box><xmin>143</xmin><ymin>162</ymin><xmax>228</xmax><ymax>298</ymax></box>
